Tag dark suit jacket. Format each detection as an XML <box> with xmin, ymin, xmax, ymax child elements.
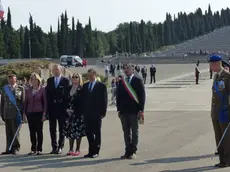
<box><xmin>46</xmin><ymin>76</ymin><xmax>69</xmax><ymax>117</ymax></box>
<box><xmin>116</xmin><ymin>75</ymin><xmax>145</xmax><ymax>114</ymax></box>
<box><xmin>81</xmin><ymin>81</ymin><xmax>108</xmax><ymax>119</ymax></box>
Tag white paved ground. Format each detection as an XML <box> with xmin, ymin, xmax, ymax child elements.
<box><xmin>1</xmin><ymin>63</ymin><xmax>228</xmax><ymax>172</ymax></box>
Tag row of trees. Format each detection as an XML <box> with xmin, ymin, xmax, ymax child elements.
<box><xmin>0</xmin><ymin>5</ymin><xmax>230</xmax><ymax>59</ymax></box>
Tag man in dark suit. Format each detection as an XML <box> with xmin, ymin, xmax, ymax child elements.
<box><xmin>81</xmin><ymin>68</ymin><xmax>108</xmax><ymax>158</ymax></box>
<box><xmin>116</xmin><ymin>63</ymin><xmax>145</xmax><ymax>159</ymax></box>
<box><xmin>46</xmin><ymin>64</ymin><xmax>69</xmax><ymax>154</ymax></box>
<box><xmin>150</xmin><ymin>64</ymin><xmax>156</xmax><ymax>84</ymax></box>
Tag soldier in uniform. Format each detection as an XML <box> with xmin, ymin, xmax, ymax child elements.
<box><xmin>209</xmin><ymin>55</ymin><xmax>230</xmax><ymax>168</ymax></box>
<box><xmin>0</xmin><ymin>70</ymin><xmax>25</xmax><ymax>155</ymax></box>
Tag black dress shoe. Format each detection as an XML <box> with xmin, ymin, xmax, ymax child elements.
<box><xmin>50</xmin><ymin>149</ymin><xmax>57</xmax><ymax>154</ymax></box>
<box><xmin>37</xmin><ymin>151</ymin><xmax>42</xmax><ymax>155</ymax></box>
<box><xmin>56</xmin><ymin>148</ymin><xmax>62</xmax><ymax>154</ymax></box>
<box><xmin>128</xmin><ymin>153</ymin><xmax>136</xmax><ymax>159</ymax></box>
<box><xmin>28</xmin><ymin>151</ymin><xmax>36</xmax><ymax>155</ymax></box>
<box><xmin>1</xmin><ymin>151</ymin><xmax>12</xmax><ymax>155</ymax></box>
<box><xmin>91</xmin><ymin>154</ymin><xmax>98</xmax><ymax>158</ymax></box>
<box><xmin>84</xmin><ymin>154</ymin><xmax>92</xmax><ymax>158</ymax></box>
<box><xmin>215</xmin><ymin>162</ymin><xmax>230</xmax><ymax>168</ymax></box>
<box><xmin>120</xmin><ymin>153</ymin><xmax>129</xmax><ymax>159</ymax></box>
<box><xmin>12</xmin><ymin>150</ymin><xmax>19</xmax><ymax>155</ymax></box>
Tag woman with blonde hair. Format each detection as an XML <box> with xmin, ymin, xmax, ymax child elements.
<box><xmin>24</xmin><ymin>73</ymin><xmax>47</xmax><ymax>155</ymax></box>
<box><xmin>63</xmin><ymin>72</ymin><xmax>86</xmax><ymax>156</ymax></box>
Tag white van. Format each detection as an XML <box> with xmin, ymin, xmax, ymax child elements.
<box><xmin>60</xmin><ymin>55</ymin><xmax>83</xmax><ymax>67</ymax></box>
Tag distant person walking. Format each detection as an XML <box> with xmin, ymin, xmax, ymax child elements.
<box><xmin>150</xmin><ymin>65</ymin><xmax>156</xmax><ymax>84</ymax></box>
<box><xmin>195</xmin><ymin>62</ymin><xmax>200</xmax><ymax>84</ymax></box>
<box><xmin>110</xmin><ymin>64</ymin><xmax>115</xmax><ymax>77</ymax></box>
<box><xmin>141</xmin><ymin>66</ymin><xmax>147</xmax><ymax>84</ymax></box>
<box><xmin>104</xmin><ymin>64</ymin><xmax>109</xmax><ymax>78</ymax></box>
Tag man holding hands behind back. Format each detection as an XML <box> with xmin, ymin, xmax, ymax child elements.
<box><xmin>116</xmin><ymin>63</ymin><xmax>145</xmax><ymax>159</ymax></box>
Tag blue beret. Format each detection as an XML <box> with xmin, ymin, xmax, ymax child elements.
<box><xmin>209</xmin><ymin>55</ymin><xmax>222</xmax><ymax>62</ymax></box>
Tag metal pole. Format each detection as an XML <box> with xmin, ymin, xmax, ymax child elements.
<box><xmin>211</xmin><ymin>121</ymin><xmax>230</xmax><ymax>159</ymax></box>
<box><xmin>9</xmin><ymin>124</ymin><xmax>22</xmax><ymax>151</ymax></box>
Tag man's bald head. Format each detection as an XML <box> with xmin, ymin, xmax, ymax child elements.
<box><xmin>52</xmin><ymin>64</ymin><xmax>62</xmax><ymax>77</ymax></box>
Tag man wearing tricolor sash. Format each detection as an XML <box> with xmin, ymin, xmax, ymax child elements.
<box><xmin>0</xmin><ymin>70</ymin><xmax>25</xmax><ymax>155</ymax></box>
<box><xmin>116</xmin><ymin>63</ymin><xmax>145</xmax><ymax>159</ymax></box>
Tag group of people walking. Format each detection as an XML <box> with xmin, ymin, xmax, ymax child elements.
<box><xmin>0</xmin><ymin>63</ymin><xmax>145</xmax><ymax>160</ymax></box>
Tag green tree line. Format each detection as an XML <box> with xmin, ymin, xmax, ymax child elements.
<box><xmin>0</xmin><ymin>5</ymin><xmax>230</xmax><ymax>59</ymax></box>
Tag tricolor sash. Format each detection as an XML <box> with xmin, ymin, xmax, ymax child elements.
<box><xmin>121</xmin><ymin>77</ymin><xmax>139</xmax><ymax>104</ymax></box>
<box><xmin>3</xmin><ymin>85</ymin><xmax>22</xmax><ymax>127</ymax></box>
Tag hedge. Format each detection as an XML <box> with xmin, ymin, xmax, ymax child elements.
<box><xmin>0</xmin><ymin>60</ymin><xmax>107</xmax><ymax>88</ymax></box>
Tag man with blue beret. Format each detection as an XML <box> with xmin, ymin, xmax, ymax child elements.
<box><xmin>209</xmin><ymin>55</ymin><xmax>230</xmax><ymax>168</ymax></box>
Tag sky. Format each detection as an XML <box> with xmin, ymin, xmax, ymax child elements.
<box><xmin>2</xmin><ymin>0</ymin><xmax>230</xmax><ymax>33</ymax></box>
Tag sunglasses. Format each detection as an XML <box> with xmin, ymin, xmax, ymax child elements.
<box><xmin>72</xmin><ymin>76</ymin><xmax>79</xmax><ymax>79</ymax></box>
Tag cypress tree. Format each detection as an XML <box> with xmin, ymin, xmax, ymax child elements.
<box><xmin>19</xmin><ymin>25</ymin><xmax>24</xmax><ymax>58</ymax></box>
<box><xmin>6</xmin><ymin>7</ymin><xmax>12</xmax><ymax>29</ymax></box>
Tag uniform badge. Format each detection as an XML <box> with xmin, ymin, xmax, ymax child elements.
<box><xmin>15</xmin><ymin>88</ymin><xmax>22</xmax><ymax>100</ymax></box>
<box><xmin>218</xmin><ymin>80</ymin><xmax>225</xmax><ymax>91</ymax></box>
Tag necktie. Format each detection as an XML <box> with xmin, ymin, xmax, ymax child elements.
<box><xmin>55</xmin><ymin>78</ymin><xmax>58</xmax><ymax>88</ymax></box>
<box><xmin>88</xmin><ymin>82</ymin><xmax>92</xmax><ymax>91</ymax></box>
<box><xmin>127</xmin><ymin>76</ymin><xmax>130</xmax><ymax>83</ymax></box>
<box><xmin>215</xmin><ymin>74</ymin><xmax>219</xmax><ymax>81</ymax></box>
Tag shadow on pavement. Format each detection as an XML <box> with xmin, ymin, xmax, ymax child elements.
<box><xmin>158</xmin><ymin>166</ymin><xmax>217</xmax><ymax>172</ymax></box>
<box><xmin>131</xmin><ymin>154</ymin><xmax>218</xmax><ymax>172</ymax></box>
<box><xmin>131</xmin><ymin>154</ymin><xmax>213</xmax><ymax>165</ymax></box>
<box><xmin>0</xmin><ymin>154</ymin><xmax>121</xmax><ymax>170</ymax></box>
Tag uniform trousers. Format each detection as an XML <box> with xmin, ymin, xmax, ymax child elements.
<box><xmin>119</xmin><ymin>113</ymin><xmax>139</xmax><ymax>155</ymax></box>
<box><xmin>5</xmin><ymin>119</ymin><xmax>20</xmax><ymax>151</ymax></box>
<box><xmin>27</xmin><ymin>112</ymin><xmax>43</xmax><ymax>152</ymax></box>
<box><xmin>196</xmin><ymin>74</ymin><xmax>199</xmax><ymax>84</ymax></box>
<box><xmin>212</xmin><ymin>118</ymin><xmax>230</xmax><ymax>164</ymax></box>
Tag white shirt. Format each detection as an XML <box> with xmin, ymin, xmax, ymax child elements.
<box><xmin>9</xmin><ymin>83</ymin><xmax>17</xmax><ymax>90</ymax></box>
<box><xmin>126</xmin><ymin>74</ymin><xmax>134</xmax><ymax>83</ymax></box>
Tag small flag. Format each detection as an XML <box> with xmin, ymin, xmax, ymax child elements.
<box><xmin>0</xmin><ymin>0</ymin><xmax>4</xmax><ymax>19</ymax></box>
